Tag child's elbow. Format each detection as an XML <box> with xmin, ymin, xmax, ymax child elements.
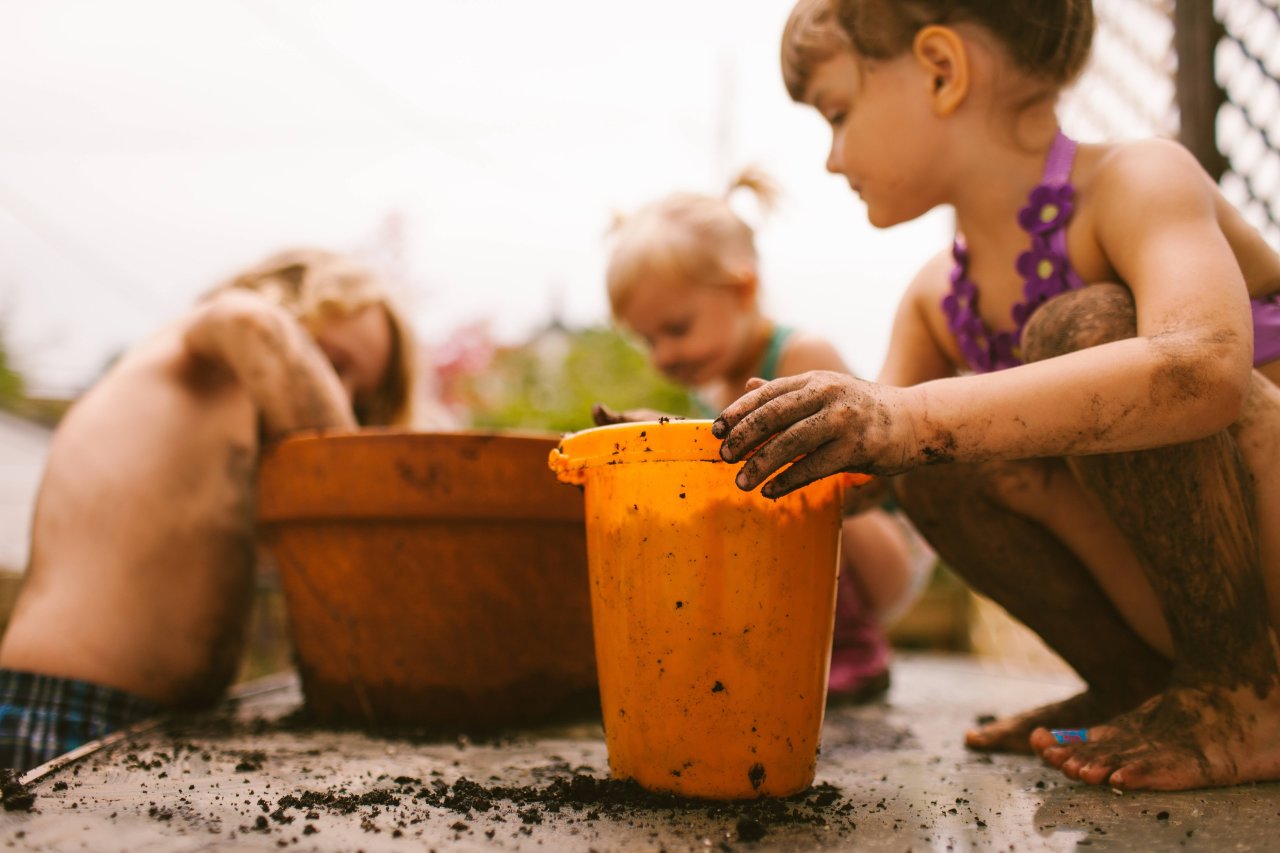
<box><xmin>1205</xmin><ymin>370</ymin><xmax>1249</xmax><ymax>432</ymax></box>
<box><xmin>187</xmin><ymin>291</ymin><xmax>290</xmax><ymax>358</ymax></box>
<box><xmin>1154</xmin><ymin>329</ymin><xmax>1251</xmax><ymax>433</ymax></box>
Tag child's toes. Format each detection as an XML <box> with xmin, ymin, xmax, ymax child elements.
<box><xmin>1028</xmin><ymin>727</ymin><xmax>1058</xmax><ymax>754</ymax></box>
<box><xmin>1108</xmin><ymin>754</ymin><xmax>1184</xmax><ymax>791</ymax></box>
<box><xmin>1076</xmin><ymin>759</ymin><xmax>1119</xmax><ymax>786</ymax></box>
<box><xmin>1038</xmin><ymin>745</ymin><xmax>1073</xmax><ymax>767</ymax></box>
<box><xmin>1060</xmin><ymin>755</ymin><xmax>1086</xmax><ymax>780</ymax></box>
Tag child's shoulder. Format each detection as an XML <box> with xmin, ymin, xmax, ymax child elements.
<box><xmin>775</xmin><ymin>330</ymin><xmax>851</xmax><ymax>377</ymax></box>
<box><xmin>1084</xmin><ymin>138</ymin><xmax>1213</xmax><ymax>205</ymax></box>
<box><xmin>1078</xmin><ymin>138</ymin><xmax>1223</xmax><ymax>250</ymax></box>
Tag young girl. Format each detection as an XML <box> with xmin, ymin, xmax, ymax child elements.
<box><xmin>725</xmin><ymin>0</ymin><xmax>1280</xmax><ymax>791</ymax></box>
<box><xmin>596</xmin><ymin>169</ymin><xmax>927</xmax><ymax>703</ymax></box>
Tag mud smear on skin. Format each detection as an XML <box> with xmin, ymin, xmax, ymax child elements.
<box><xmin>919</xmin><ymin>432</ymin><xmax>958</xmax><ymax>465</ymax></box>
<box><xmin>1068</xmin><ymin>402</ymin><xmax>1275</xmax><ymax>780</ymax></box>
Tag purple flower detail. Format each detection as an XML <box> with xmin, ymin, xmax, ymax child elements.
<box><xmin>991</xmin><ymin>334</ymin><xmax>1017</xmax><ymax>367</ymax></box>
<box><xmin>953</xmin><ymin>277</ymin><xmax>977</xmax><ymax>300</ymax></box>
<box><xmin>1011</xmin><ymin>302</ymin><xmax>1032</xmax><ymax>327</ymax></box>
<box><xmin>1016</xmin><ymin>241</ymin><xmax>1067</xmax><ymax>304</ymax></box>
<box><xmin>945</xmin><ymin>152</ymin><xmax>1081</xmax><ymax>374</ymax></box>
<box><xmin>961</xmin><ymin>337</ymin><xmax>990</xmax><ymax>372</ymax></box>
<box><xmin>1017</xmin><ymin>184</ymin><xmax>1074</xmax><ymax>235</ymax></box>
<box><xmin>1016</xmin><ymin>239</ymin><xmax>1062</xmax><ymax>282</ymax></box>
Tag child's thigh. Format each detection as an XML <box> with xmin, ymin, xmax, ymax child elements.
<box><xmin>1233</xmin><ymin>371</ymin><xmax>1280</xmax><ymax>630</ymax></box>
<box><xmin>988</xmin><ymin>459</ymin><xmax>1170</xmax><ymax>655</ymax></box>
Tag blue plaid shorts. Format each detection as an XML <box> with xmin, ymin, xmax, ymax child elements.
<box><xmin>0</xmin><ymin>669</ymin><xmax>161</xmax><ymax>772</ymax></box>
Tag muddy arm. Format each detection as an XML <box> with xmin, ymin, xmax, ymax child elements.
<box><xmin>184</xmin><ymin>290</ymin><xmax>357</xmax><ymax>438</ymax></box>
<box><xmin>716</xmin><ymin>143</ymin><xmax>1252</xmax><ymax>497</ymax></box>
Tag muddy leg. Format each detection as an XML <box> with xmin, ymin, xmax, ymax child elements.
<box><xmin>896</xmin><ymin>459</ymin><xmax>1171</xmax><ymax>753</ymax></box>
<box><xmin>1022</xmin><ymin>284</ymin><xmax>1280</xmax><ymax>790</ymax></box>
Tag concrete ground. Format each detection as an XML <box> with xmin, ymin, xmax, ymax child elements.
<box><xmin>2</xmin><ymin>653</ymin><xmax>1277</xmax><ymax>852</ymax></box>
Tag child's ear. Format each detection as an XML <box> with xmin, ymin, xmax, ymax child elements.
<box><xmin>912</xmin><ymin>25</ymin><xmax>969</xmax><ymax>117</ymax></box>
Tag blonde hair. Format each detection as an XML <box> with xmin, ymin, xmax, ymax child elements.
<box><xmin>606</xmin><ymin>168</ymin><xmax>779</xmax><ymax>318</ymax></box>
<box><xmin>781</xmin><ymin>0</ymin><xmax>852</xmax><ymax>103</ymax></box>
<box><xmin>211</xmin><ymin>248</ymin><xmax>415</xmax><ymax>427</ymax></box>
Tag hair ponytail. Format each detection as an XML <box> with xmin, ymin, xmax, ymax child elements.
<box><xmin>605</xmin><ymin>170</ymin><xmax>776</xmax><ymax>318</ymax></box>
<box><xmin>725</xmin><ymin>165</ymin><xmax>781</xmax><ymax>215</ymax></box>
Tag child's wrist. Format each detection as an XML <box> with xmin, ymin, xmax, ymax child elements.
<box><xmin>895</xmin><ymin>385</ymin><xmax>934</xmax><ymax>471</ymax></box>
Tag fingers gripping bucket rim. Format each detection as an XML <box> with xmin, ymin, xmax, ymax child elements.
<box><xmin>550</xmin><ymin>419</ymin><xmax>850</xmax><ymax>799</ymax></box>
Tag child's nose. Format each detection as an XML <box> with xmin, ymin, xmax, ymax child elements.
<box><xmin>826</xmin><ymin>143</ymin><xmax>843</xmax><ymax>175</ymax></box>
<box><xmin>653</xmin><ymin>341</ymin><xmax>680</xmax><ymax>372</ymax></box>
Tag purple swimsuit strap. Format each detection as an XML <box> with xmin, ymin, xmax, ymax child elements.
<box><xmin>1254</xmin><ymin>293</ymin><xmax>1280</xmax><ymax>365</ymax></box>
<box><xmin>1043</xmin><ymin>133</ymin><xmax>1084</xmax><ymax>291</ymax></box>
<box><xmin>943</xmin><ymin>130</ymin><xmax>1083</xmax><ymax>373</ymax></box>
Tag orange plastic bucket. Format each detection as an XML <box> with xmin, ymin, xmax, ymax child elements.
<box><xmin>549</xmin><ymin>419</ymin><xmax>848</xmax><ymax>799</ymax></box>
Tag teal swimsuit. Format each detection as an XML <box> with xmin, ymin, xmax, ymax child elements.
<box><xmin>695</xmin><ymin>326</ymin><xmax>794</xmax><ymax>417</ymax></box>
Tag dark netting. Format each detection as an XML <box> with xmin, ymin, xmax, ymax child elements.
<box><xmin>1217</xmin><ymin>0</ymin><xmax>1280</xmax><ymax>246</ymax></box>
<box><xmin>1060</xmin><ymin>0</ymin><xmax>1280</xmax><ymax>249</ymax></box>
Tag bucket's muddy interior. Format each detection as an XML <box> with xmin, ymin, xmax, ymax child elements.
<box><xmin>257</xmin><ymin>429</ymin><xmax>597</xmax><ymax>732</ymax></box>
<box><xmin>551</xmin><ymin>419</ymin><xmax>847</xmax><ymax>799</ymax></box>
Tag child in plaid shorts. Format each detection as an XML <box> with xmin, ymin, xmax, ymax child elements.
<box><xmin>0</xmin><ymin>670</ymin><xmax>159</xmax><ymax>771</ymax></box>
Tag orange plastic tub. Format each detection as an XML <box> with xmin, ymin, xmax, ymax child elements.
<box><xmin>257</xmin><ymin>430</ymin><xmax>597</xmax><ymax>731</ymax></box>
<box><xmin>549</xmin><ymin>419</ymin><xmax>847</xmax><ymax>799</ymax></box>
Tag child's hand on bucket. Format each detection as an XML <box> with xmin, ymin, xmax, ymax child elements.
<box><xmin>712</xmin><ymin>371</ymin><xmax>920</xmax><ymax>499</ymax></box>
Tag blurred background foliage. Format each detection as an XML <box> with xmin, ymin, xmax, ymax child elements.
<box><xmin>0</xmin><ymin>334</ymin><xmax>26</xmax><ymax>410</ymax></box>
<box><xmin>433</xmin><ymin>322</ymin><xmax>700</xmax><ymax>434</ymax></box>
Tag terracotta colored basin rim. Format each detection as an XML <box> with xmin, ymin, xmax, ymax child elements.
<box><xmin>257</xmin><ymin>428</ymin><xmax>585</xmax><ymax>525</ymax></box>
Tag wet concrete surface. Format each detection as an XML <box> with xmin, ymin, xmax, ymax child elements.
<box><xmin>1</xmin><ymin>653</ymin><xmax>1277</xmax><ymax>851</ymax></box>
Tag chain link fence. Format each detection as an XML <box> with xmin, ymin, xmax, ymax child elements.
<box><xmin>1061</xmin><ymin>0</ymin><xmax>1280</xmax><ymax>248</ymax></box>
<box><xmin>1217</xmin><ymin>0</ymin><xmax>1280</xmax><ymax>247</ymax></box>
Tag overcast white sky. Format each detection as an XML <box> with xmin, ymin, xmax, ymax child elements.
<box><xmin>1</xmin><ymin>0</ymin><xmax>955</xmax><ymax>395</ymax></box>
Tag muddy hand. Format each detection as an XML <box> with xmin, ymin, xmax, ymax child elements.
<box><xmin>591</xmin><ymin>403</ymin><xmax>676</xmax><ymax>426</ymax></box>
<box><xmin>712</xmin><ymin>371</ymin><xmax>915</xmax><ymax>499</ymax></box>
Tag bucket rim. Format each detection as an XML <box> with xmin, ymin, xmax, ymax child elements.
<box><xmin>549</xmin><ymin>418</ymin><xmax>725</xmax><ymax>479</ymax></box>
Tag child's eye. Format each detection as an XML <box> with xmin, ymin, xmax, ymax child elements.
<box><xmin>662</xmin><ymin>321</ymin><xmax>690</xmax><ymax>338</ymax></box>
<box><xmin>826</xmin><ymin>111</ymin><xmax>846</xmax><ymax>128</ymax></box>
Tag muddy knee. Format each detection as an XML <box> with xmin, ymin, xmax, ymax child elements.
<box><xmin>1022</xmin><ymin>283</ymin><xmax>1136</xmax><ymax>363</ymax></box>
<box><xmin>896</xmin><ymin>459</ymin><xmax>1059</xmax><ymax>528</ymax></box>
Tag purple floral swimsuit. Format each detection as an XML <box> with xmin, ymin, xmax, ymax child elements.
<box><xmin>942</xmin><ymin>130</ymin><xmax>1280</xmax><ymax>373</ymax></box>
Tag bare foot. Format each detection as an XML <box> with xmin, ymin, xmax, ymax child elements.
<box><xmin>965</xmin><ymin>689</ymin><xmax>1141</xmax><ymax>754</ymax></box>
<box><xmin>1031</xmin><ymin>681</ymin><xmax>1280</xmax><ymax>790</ymax></box>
